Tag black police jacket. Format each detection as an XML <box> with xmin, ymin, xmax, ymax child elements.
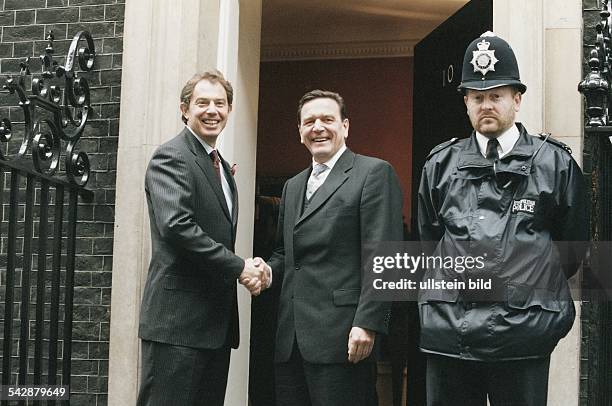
<box><xmin>417</xmin><ymin>123</ymin><xmax>589</xmax><ymax>361</ymax></box>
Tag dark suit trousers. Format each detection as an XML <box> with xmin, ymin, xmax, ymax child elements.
<box><xmin>275</xmin><ymin>341</ymin><xmax>377</xmax><ymax>406</ymax></box>
<box><xmin>137</xmin><ymin>340</ymin><xmax>231</xmax><ymax>406</ymax></box>
<box><xmin>426</xmin><ymin>354</ymin><xmax>550</xmax><ymax>406</ymax></box>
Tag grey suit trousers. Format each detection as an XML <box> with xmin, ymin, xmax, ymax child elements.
<box><xmin>137</xmin><ymin>340</ymin><xmax>231</xmax><ymax>406</ymax></box>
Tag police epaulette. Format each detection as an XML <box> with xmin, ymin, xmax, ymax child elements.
<box><xmin>537</xmin><ymin>133</ymin><xmax>572</xmax><ymax>154</ymax></box>
<box><xmin>426</xmin><ymin>137</ymin><xmax>460</xmax><ymax>160</ymax></box>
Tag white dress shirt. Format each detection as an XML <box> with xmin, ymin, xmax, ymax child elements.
<box><xmin>475</xmin><ymin>124</ymin><xmax>520</xmax><ymax>159</ymax></box>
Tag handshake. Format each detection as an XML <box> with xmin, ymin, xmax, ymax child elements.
<box><xmin>239</xmin><ymin>257</ymin><xmax>272</xmax><ymax>296</ymax></box>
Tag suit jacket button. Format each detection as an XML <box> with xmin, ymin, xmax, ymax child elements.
<box><xmin>294</xmin><ymin>264</ymin><xmax>301</xmax><ymax>270</ymax></box>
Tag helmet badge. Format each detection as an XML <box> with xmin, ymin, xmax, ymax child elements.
<box><xmin>470</xmin><ymin>39</ymin><xmax>499</xmax><ymax>77</ymax></box>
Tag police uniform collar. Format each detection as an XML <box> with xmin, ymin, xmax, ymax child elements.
<box><xmin>457</xmin><ymin>136</ymin><xmax>494</xmax><ymax>169</ymax></box>
<box><xmin>499</xmin><ymin>123</ymin><xmax>538</xmax><ymax>158</ymax></box>
<box><xmin>491</xmin><ymin>124</ymin><xmax>543</xmax><ymax>176</ymax></box>
<box><xmin>457</xmin><ymin>123</ymin><xmax>536</xmax><ymax>170</ymax></box>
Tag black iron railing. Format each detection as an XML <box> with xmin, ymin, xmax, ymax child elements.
<box><xmin>578</xmin><ymin>0</ymin><xmax>612</xmax><ymax>404</ymax></box>
<box><xmin>0</xmin><ymin>30</ymin><xmax>94</xmax><ymax>405</ymax></box>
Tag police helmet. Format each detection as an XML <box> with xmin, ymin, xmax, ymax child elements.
<box><xmin>457</xmin><ymin>31</ymin><xmax>526</xmax><ymax>94</ymax></box>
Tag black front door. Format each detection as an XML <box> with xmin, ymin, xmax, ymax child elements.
<box><xmin>411</xmin><ymin>0</ymin><xmax>493</xmax><ymax>233</ymax></box>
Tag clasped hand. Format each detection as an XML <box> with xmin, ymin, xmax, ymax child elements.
<box><xmin>239</xmin><ymin>257</ymin><xmax>271</xmax><ymax>296</ymax></box>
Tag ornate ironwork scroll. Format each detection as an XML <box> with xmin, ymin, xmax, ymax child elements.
<box><xmin>0</xmin><ymin>30</ymin><xmax>95</xmax><ymax>186</ymax></box>
<box><xmin>579</xmin><ymin>0</ymin><xmax>612</xmax><ymax>130</ymax></box>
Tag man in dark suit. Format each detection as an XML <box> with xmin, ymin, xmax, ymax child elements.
<box><xmin>137</xmin><ymin>70</ymin><xmax>268</xmax><ymax>406</ymax></box>
<box><xmin>266</xmin><ymin>90</ymin><xmax>404</xmax><ymax>406</ymax></box>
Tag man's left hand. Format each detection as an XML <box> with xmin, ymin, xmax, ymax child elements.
<box><xmin>347</xmin><ymin>327</ymin><xmax>375</xmax><ymax>364</ymax></box>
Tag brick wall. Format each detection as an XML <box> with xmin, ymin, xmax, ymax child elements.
<box><xmin>0</xmin><ymin>1</ymin><xmax>124</xmax><ymax>405</ymax></box>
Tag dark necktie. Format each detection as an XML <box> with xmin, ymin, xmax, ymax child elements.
<box><xmin>210</xmin><ymin>150</ymin><xmax>221</xmax><ymax>180</ymax></box>
<box><xmin>486</xmin><ymin>138</ymin><xmax>500</xmax><ymax>161</ymax></box>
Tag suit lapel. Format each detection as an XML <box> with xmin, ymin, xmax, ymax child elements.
<box><xmin>296</xmin><ymin>149</ymin><xmax>354</xmax><ymax>226</ymax></box>
<box><xmin>288</xmin><ymin>168</ymin><xmax>310</xmax><ymax>227</ymax></box>
<box><xmin>184</xmin><ymin>130</ymin><xmax>232</xmax><ymax>222</ymax></box>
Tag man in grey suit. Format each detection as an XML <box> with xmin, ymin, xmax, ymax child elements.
<box><xmin>266</xmin><ymin>90</ymin><xmax>404</xmax><ymax>406</ymax></box>
<box><xmin>137</xmin><ymin>70</ymin><xmax>268</xmax><ymax>406</ymax></box>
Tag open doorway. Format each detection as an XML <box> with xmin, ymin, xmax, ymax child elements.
<box><xmin>250</xmin><ymin>1</ymin><xmax>492</xmax><ymax>405</ymax></box>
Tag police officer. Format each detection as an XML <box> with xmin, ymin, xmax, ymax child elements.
<box><xmin>417</xmin><ymin>32</ymin><xmax>589</xmax><ymax>406</ymax></box>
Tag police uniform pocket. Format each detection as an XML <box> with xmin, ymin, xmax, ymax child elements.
<box><xmin>512</xmin><ymin>194</ymin><xmax>554</xmax><ymax>231</ymax></box>
<box><xmin>418</xmin><ymin>297</ymin><xmax>461</xmax><ymax>354</ymax></box>
<box><xmin>510</xmin><ymin>196</ymin><xmax>546</xmax><ymax>236</ymax></box>
<box><xmin>492</xmin><ymin>283</ymin><xmax>573</xmax><ymax>356</ymax></box>
<box><xmin>506</xmin><ymin>283</ymin><xmax>561</xmax><ymax>312</ymax></box>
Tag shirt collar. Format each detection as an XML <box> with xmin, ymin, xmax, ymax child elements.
<box><xmin>312</xmin><ymin>144</ymin><xmax>347</xmax><ymax>170</ymax></box>
<box><xmin>475</xmin><ymin>124</ymin><xmax>520</xmax><ymax>158</ymax></box>
<box><xmin>186</xmin><ymin>125</ymin><xmax>216</xmax><ymax>155</ymax></box>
